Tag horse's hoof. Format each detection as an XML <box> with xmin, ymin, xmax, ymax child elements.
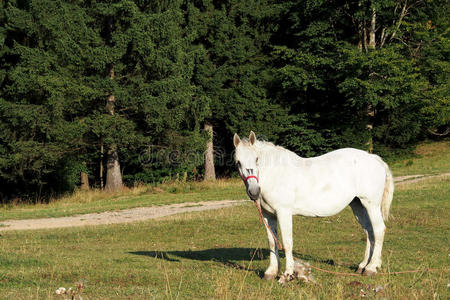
<box><xmin>356</xmin><ymin>267</ymin><xmax>364</xmax><ymax>274</ymax></box>
<box><xmin>362</xmin><ymin>269</ymin><xmax>377</xmax><ymax>276</ymax></box>
<box><xmin>263</xmin><ymin>273</ymin><xmax>277</xmax><ymax>280</ymax></box>
<box><xmin>278</xmin><ymin>273</ymin><xmax>295</xmax><ymax>285</ymax></box>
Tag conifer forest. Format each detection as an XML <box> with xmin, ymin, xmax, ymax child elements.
<box><xmin>0</xmin><ymin>0</ymin><xmax>448</xmax><ymax>200</ymax></box>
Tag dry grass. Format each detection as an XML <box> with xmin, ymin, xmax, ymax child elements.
<box><xmin>51</xmin><ymin>178</ymin><xmax>241</xmax><ymax>205</ymax></box>
<box><xmin>413</xmin><ymin>140</ymin><xmax>450</xmax><ymax>156</ymax></box>
<box><xmin>3</xmin><ymin>178</ymin><xmax>243</xmax><ymax>210</ymax></box>
<box><xmin>57</xmin><ymin>185</ymin><xmax>150</xmax><ymax>204</ymax></box>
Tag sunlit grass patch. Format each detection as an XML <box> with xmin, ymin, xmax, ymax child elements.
<box><xmin>390</xmin><ymin>140</ymin><xmax>450</xmax><ymax>176</ymax></box>
<box><xmin>414</xmin><ymin>140</ymin><xmax>450</xmax><ymax>156</ymax></box>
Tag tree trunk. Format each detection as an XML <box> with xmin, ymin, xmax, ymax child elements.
<box><xmin>363</xmin><ymin>25</ymin><xmax>368</xmax><ymax>52</ymax></box>
<box><xmin>367</xmin><ymin>7</ymin><xmax>376</xmax><ymax>152</ymax></box>
<box><xmin>390</xmin><ymin>1</ymin><xmax>408</xmax><ymax>43</ymax></box>
<box><xmin>100</xmin><ymin>143</ymin><xmax>104</xmax><ymax>189</ymax></box>
<box><xmin>105</xmin><ymin>144</ymin><xmax>123</xmax><ymax>190</ymax></box>
<box><xmin>366</xmin><ymin>105</ymin><xmax>375</xmax><ymax>153</ymax></box>
<box><xmin>358</xmin><ymin>21</ymin><xmax>363</xmax><ymax>51</ymax></box>
<box><xmin>204</xmin><ymin>122</ymin><xmax>216</xmax><ymax>181</ymax></box>
<box><xmin>357</xmin><ymin>1</ymin><xmax>363</xmax><ymax>51</ymax></box>
<box><xmin>369</xmin><ymin>7</ymin><xmax>377</xmax><ymax>49</ymax></box>
<box><xmin>80</xmin><ymin>161</ymin><xmax>89</xmax><ymax>190</ymax></box>
<box><xmin>105</xmin><ymin>66</ymin><xmax>123</xmax><ymax>191</ymax></box>
<box><xmin>80</xmin><ymin>171</ymin><xmax>89</xmax><ymax>191</ymax></box>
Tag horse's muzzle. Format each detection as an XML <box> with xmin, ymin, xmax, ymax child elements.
<box><xmin>247</xmin><ymin>184</ymin><xmax>260</xmax><ymax>200</ymax></box>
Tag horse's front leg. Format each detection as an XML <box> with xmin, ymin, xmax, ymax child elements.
<box><xmin>277</xmin><ymin>209</ymin><xmax>294</xmax><ymax>282</ymax></box>
<box><xmin>262</xmin><ymin>209</ymin><xmax>280</xmax><ymax>280</ymax></box>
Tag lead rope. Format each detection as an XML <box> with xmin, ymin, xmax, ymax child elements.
<box><xmin>252</xmin><ymin>198</ymin><xmax>448</xmax><ymax>277</ymax></box>
<box><xmin>253</xmin><ymin>198</ymin><xmax>283</xmax><ymax>251</ymax></box>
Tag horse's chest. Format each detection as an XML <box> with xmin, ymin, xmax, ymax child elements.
<box><xmin>260</xmin><ymin>196</ymin><xmax>276</xmax><ymax>214</ymax></box>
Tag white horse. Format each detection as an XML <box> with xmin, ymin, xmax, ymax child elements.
<box><xmin>233</xmin><ymin>131</ymin><xmax>394</xmax><ymax>280</ymax></box>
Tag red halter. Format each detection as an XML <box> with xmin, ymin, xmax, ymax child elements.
<box><xmin>239</xmin><ymin>171</ymin><xmax>259</xmax><ymax>183</ymax></box>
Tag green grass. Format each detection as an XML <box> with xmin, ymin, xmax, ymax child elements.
<box><xmin>0</xmin><ymin>176</ymin><xmax>448</xmax><ymax>299</ymax></box>
<box><xmin>389</xmin><ymin>140</ymin><xmax>450</xmax><ymax>176</ymax></box>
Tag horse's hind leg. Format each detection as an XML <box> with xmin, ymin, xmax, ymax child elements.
<box><xmin>350</xmin><ymin>198</ymin><xmax>374</xmax><ymax>274</ymax></box>
<box><xmin>361</xmin><ymin>203</ymin><xmax>386</xmax><ymax>276</ymax></box>
<box><xmin>262</xmin><ymin>210</ymin><xmax>280</xmax><ymax>280</ymax></box>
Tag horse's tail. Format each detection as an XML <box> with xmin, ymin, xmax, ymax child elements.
<box><xmin>373</xmin><ymin>155</ymin><xmax>394</xmax><ymax>221</ymax></box>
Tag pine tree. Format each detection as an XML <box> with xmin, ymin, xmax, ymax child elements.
<box><xmin>187</xmin><ymin>0</ymin><xmax>292</xmax><ymax>169</ymax></box>
<box><xmin>0</xmin><ymin>0</ymin><xmax>99</xmax><ymax>197</ymax></box>
<box><xmin>81</xmin><ymin>0</ymin><xmax>210</xmax><ymax>185</ymax></box>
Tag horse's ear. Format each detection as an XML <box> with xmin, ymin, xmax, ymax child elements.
<box><xmin>249</xmin><ymin>131</ymin><xmax>256</xmax><ymax>145</ymax></box>
<box><xmin>233</xmin><ymin>133</ymin><xmax>240</xmax><ymax>148</ymax></box>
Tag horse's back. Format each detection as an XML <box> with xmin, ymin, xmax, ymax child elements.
<box><xmin>291</xmin><ymin>148</ymin><xmax>386</xmax><ymax>216</ymax></box>
<box><xmin>304</xmin><ymin>148</ymin><xmax>382</xmax><ymax>177</ymax></box>
<box><xmin>318</xmin><ymin>148</ymin><xmax>387</xmax><ymax>201</ymax></box>
<box><xmin>259</xmin><ymin>146</ymin><xmax>388</xmax><ymax>216</ymax></box>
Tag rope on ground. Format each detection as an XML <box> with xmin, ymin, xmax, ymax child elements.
<box><xmin>308</xmin><ymin>265</ymin><xmax>448</xmax><ymax>277</ymax></box>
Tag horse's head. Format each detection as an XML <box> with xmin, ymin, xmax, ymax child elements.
<box><xmin>233</xmin><ymin>131</ymin><xmax>260</xmax><ymax>200</ymax></box>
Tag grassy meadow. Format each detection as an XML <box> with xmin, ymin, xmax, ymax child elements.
<box><xmin>0</xmin><ymin>141</ymin><xmax>449</xmax><ymax>299</ymax></box>
<box><xmin>389</xmin><ymin>140</ymin><xmax>450</xmax><ymax>176</ymax></box>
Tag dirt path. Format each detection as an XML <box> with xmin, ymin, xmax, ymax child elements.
<box><xmin>394</xmin><ymin>173</ymin><xmax>450</xmax><ymax>184</ymax></box>
<box><xmin>0</xmin><ymin>200</ymin><xmax>246</xmax><ymax>232</ymax></box>
<box><xmin>1</xmin><ymin>173</ymin><xmax>448</xmax><ymax>231</ymax></box>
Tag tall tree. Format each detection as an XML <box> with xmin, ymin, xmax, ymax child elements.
<box><xmin>104</xmin><ymin>66</ymin><xmax>123</xmax><ymax>190</ymax></box>
<box><xmin>0</xmin><ymin>0</ymin><xmax>99</xmax><ymax>198</ymax></box>
<box><xmin>270</xmin><ymin>0</ymin><xmax>446</xmax><ymax>154</ymax></box>
<box><xmin>82</xmin><ymin>0</ymin><xmax>210</xmax><ymax>185</ymax></box>
<box><xmin>187</xmin><ymin>0</ymin><xmax>292</xmax><ymax>172</ymax></box>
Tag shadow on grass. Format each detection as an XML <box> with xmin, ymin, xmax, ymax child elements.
<box><xmin>130</xmin><ymin>247</ymin><xmax>355</xmax><ymax>277</ymax></box>
<box><xmin>130</xmin><ymin>248</ymin><xmax>267</xmax><ymax>276</ymax></box>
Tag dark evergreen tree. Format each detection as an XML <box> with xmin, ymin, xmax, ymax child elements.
<box><xmin>186</xmin><ymin>0</ymin><xmax>293</xmax><ymax>174</ymax></box>
<box><xmin>80</xmin><ymin>0</ymin><xmax>210</xmax><ymax>185</ymax></box>
<box><xmin>270</xmin><ymin>0</ymin><xmax>448</xmax><ymax>155</ymax></box>
<box><xmin>0</xmin><ymin>0</ymin><xmax>99</xmax><ymax>198</ymax></box>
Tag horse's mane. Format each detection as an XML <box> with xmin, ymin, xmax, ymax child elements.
<box><xmin>253</xmin><ymin>140</ymin><xmax>303</xmax><ymax>166</ymax></box>
<box><xmin>237</xmin><ymin>137</ymin><xmax>303</xmax><ymax>165</ymax></box>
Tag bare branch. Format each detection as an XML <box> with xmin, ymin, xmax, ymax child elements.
<box><xmin>390</xmin><ymin>0</ymin><xmax>408</xmax><ymax>42</ymax></box>
<box><xmin>369</xmin><ymin>7</ymin><xmax>377</xmax><ymax>49</ymax></box>
<box><xmin>412</xmin><ymin>40</ymin><xmax>423</xmax><ymax>57</ymax></box>
<box><xmin>393</xmin><ymin>36</ymin><xmax>409</xmax><ymax>47</ymax></box>
<box><xmin>380</xmin><ymin>27</ymin><xmax>387</xmax><ymax>48</ymax></box>
<box><xmin>428</xmin><ymin>128</ymin><xmax>450</xmax><ymax>137</ymax></box>
<box><xmin>363</xmin><ymin>25</ymin><xmax>368</xmax><ymax>52</ymax></box>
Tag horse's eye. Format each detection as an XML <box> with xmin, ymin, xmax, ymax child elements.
<box><xmin>236</xmin><ymin>161</ymin><xmax>241</xmax><ymax>168</ymax></box>
<box><xmin>256</xmin><ymin>157</ymin><xmax>259</xmax><ymax>164</ymax></box>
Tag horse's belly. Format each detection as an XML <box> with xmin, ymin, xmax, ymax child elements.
<box><xmin>292</xmin><ymin>190</ymin><xmax>355</xmax><ymax>217</ymax></box>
